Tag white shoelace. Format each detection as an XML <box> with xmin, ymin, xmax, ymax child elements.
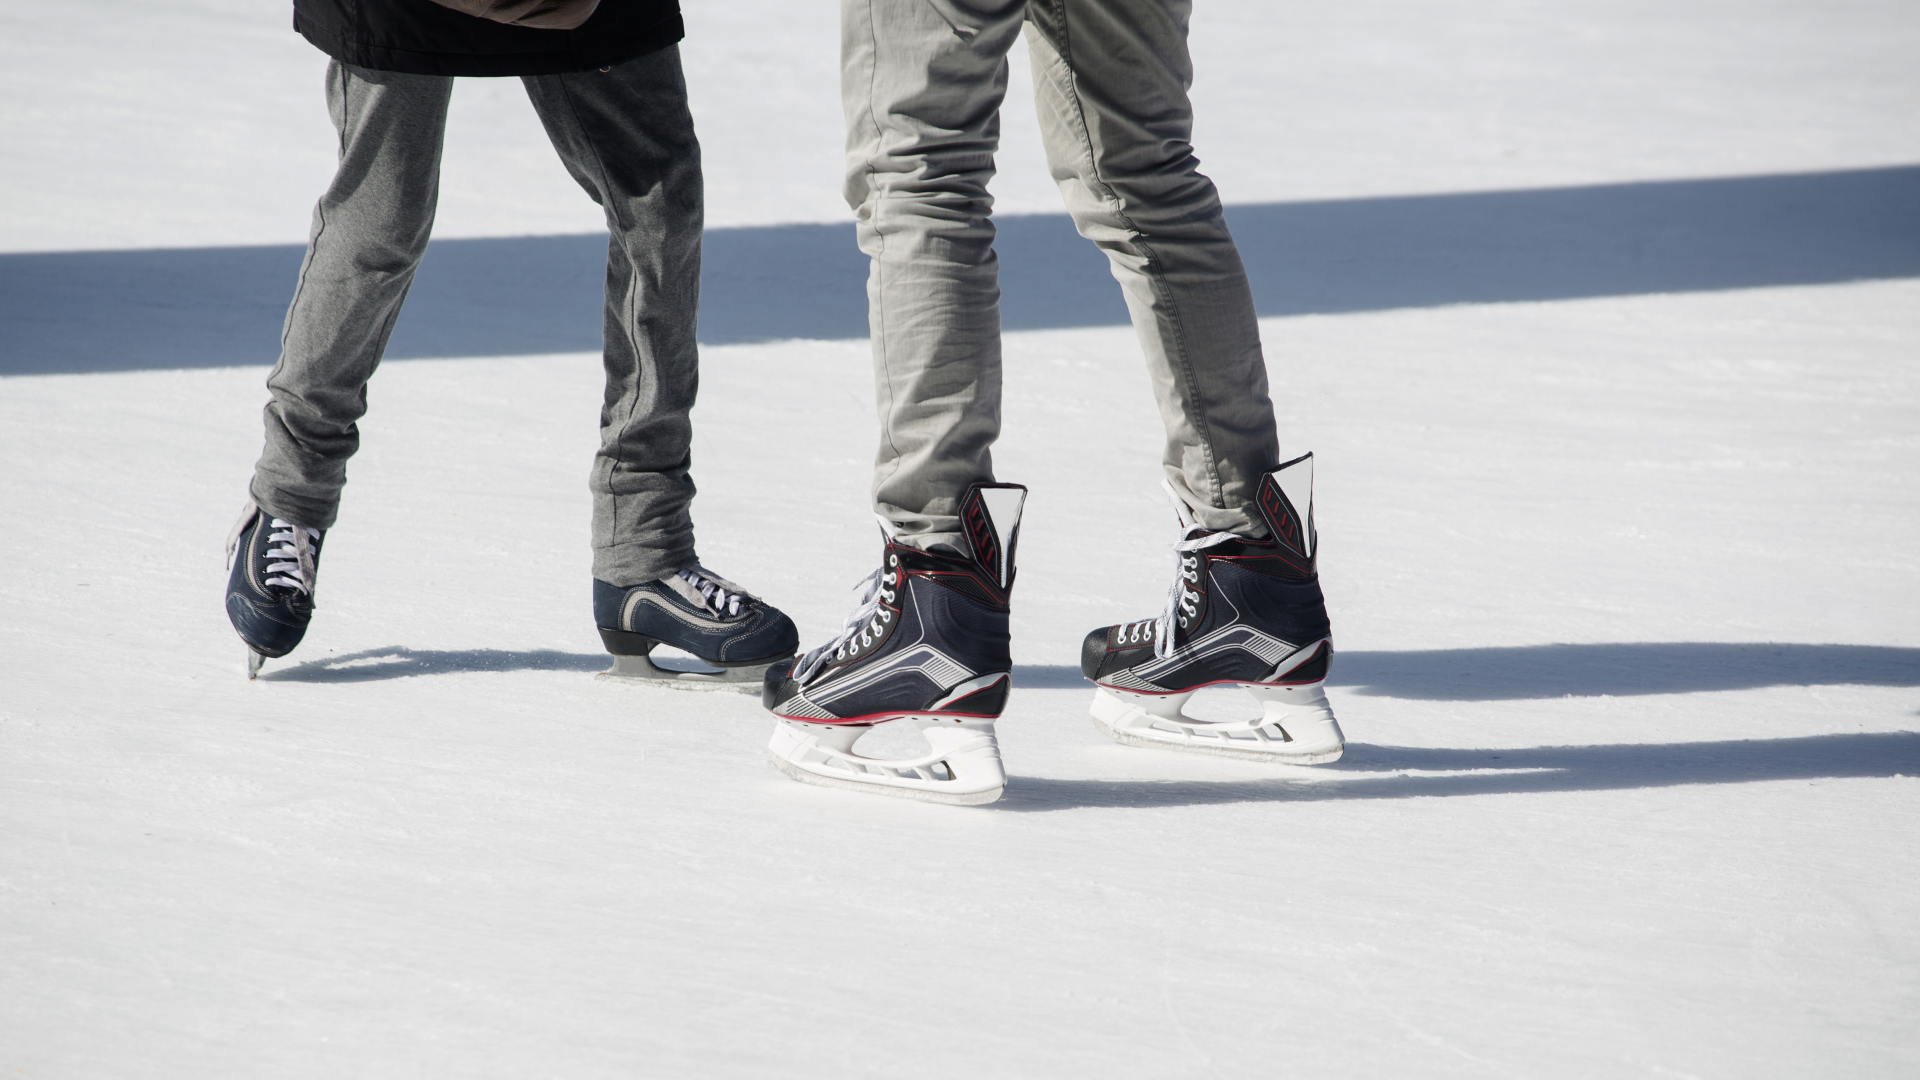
<box><xmin>673</xmin><ymin>564</ymin><xmax>750</xmax><ymax>617</ymax></box>
<box><xmin>264</xmin><ymin>519</ymin><xmax>321</xmax><ymax>595</ymax></box>
<box><xmin>226</xmin><ymin>503</ymin><xmax>319</xmax><ymax>596</ymax></box>
<box><xmin>1128</xmin><ymin>480</ymin><xmax>1255</xmax><ymax>659</ymax></box>
<box><xmin>792</xmin><ymin>515</ymin><xmax>901</xmax><ymax>684</ymax></box>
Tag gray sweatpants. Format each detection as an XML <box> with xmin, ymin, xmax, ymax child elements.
<box><xmin>251</xmin><ymin>50</ymin><xmax>703</xmax><ymax>586</ymax></box>
<box><xmin>845</xmin><ymin>0</ymin><xmax>1282</xmax><ymax>548</ymax></box>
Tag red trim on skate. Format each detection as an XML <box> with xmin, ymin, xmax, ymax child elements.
<box><xmin>1094</xmin><ymin>676</ymin><xmax>1329</xmax><ymax>695</ymax></box>
<box><xmin>1276</xmin><ymin>641</ymin><xmax>1332</xmax><ymax>684</ymax></box>
<box><xmin>1211</xmin><ymin>551</ymin><xmax>1313</xmax><ymax>577</ymax></box>
<box><xmin>771</xmin><ymin>707</ymin><xmax>1002</xmax><ymax>727</ymax></box>
<box><xmin>939</xmin><ymin>684</ymin><xmax>1007</xmax><ymax>716</ymax></box>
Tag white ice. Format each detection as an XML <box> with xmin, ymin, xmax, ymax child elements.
<box><xmin>3</xmin><ymin>1</ymin><xmax>1918</xmax><ymax>1076</ymax></box>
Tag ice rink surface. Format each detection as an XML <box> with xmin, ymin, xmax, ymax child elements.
<box><xmin>3</xmin><ymin>1</ymin><xmax>1918</xmax><ymax>1076</ymax></box>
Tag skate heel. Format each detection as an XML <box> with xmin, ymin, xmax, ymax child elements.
<box><xmin>1090</xmin><ymin>681</ymin><xmax>1344</xmax><ymax>764</ymax></box>
<box><xmin>768</xmin><ymin>717</ymin><xmax>1006</xmax><ymax>805</ymax></box>
<box><xmin>1244</xmin><ymin>681</ymin><xmax>1345</xmax><ymax>762</ymax></box>
<box><xmin>598</xmin><ymin>650</ymin><xmax>782</xmax><ymax>692</ymax></box>
<box><xmin>596</xmin><ymin>625</ymin><xmax>790</xmax><ymax>693</ymax></box>
<box><xmin>596</xmin><ymin>626</ymin><xmax>661</xmax><ymax>656</ymax></box>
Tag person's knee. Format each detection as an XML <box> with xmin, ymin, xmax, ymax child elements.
<box><xmin>1070</xmin><ymin>167</ymin><xmax>1225</xmax><ymax>240</ymax></box>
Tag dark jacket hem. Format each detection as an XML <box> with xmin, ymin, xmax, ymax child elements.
<box><xmin>293</xmin><ymin>9</ymin><xmax>683</xmax><ymax>77</ymax></box>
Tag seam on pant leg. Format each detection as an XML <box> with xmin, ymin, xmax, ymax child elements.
<box><xmin>354</xmin><ymin>75</ymin><xmax>439</xmax><ymax>370</ymax></box>
<box><xmin>856</xmin><ymin>0</ymin><xmax>909</xmax><ymax>510</ymax></box>
<box><xmin>1038</xmin><ymin>0</ymin><xmax>1225</xmax><ymax>509</ymax></box>
<box><xmin>550</xmin><ymin>70</ymin><xmax>647</xmax><ymax>558</ymax></box>
<box><xmin>278</xmin><ymin>62</ymin><xmax>348</xmax><ymax>362</ymax></box>
<box><xmin>258</xmin><ymin>66</ymin><xmax>452</xmax><ymax>530</ymax></box>
<box><xmin>258</xmin><ymin>63</ymin><xmax>347</xmax><ymax>519</ymax></box>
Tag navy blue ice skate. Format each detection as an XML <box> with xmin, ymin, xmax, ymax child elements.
<box><xmin>594</xmin><ymin>566</ymin><xmax>798</xmax><ymax>691</ymax></box>
<box><xmin>763</xmin><ymin>483</ymin><xmax>1027</xmax><ymax>805</ymax></box>
<box><xmin>1080</xmin><ymin>453</ymin><xmax>1346</xmax><ymax>763</ymax></box>
<box><xmin>225</xmin><ymin>501</ymin><xmax>325</xmax><ymax>679</ymax></box>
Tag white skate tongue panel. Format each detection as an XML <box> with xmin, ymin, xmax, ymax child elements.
<box><xmin>963</xmin><ymin>483</ymin><xmax>1027</xmax><ymax>589</ymax></box>
<box><xmin>1259</xmin><ymin>453</ymin><xmax>1316</xmax><ymax>562</ymax></box>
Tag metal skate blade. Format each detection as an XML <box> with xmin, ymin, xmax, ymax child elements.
<box><xmin>246</xmin><ymin>650</ymin><xmax>265</xmax><ymax>680</ymax></box>
<box><xmin>596</xmin><ymin>652</ymin><xmax>775</xmax><ymax>694</ymax></box>
<box><xmin>768</xmin><ymin>751</ymin><xmax>1005</xmax><ymax>805</ymax></box>
<box><xmin>1091</xmin><ymin>714</ymin><xmax>1345</xmax><ymax>764</ymax></box>
<box><xmin>1089</xmin><ymin>686</ymin><xmax>1347</xmax><ymax>764</ymax></box>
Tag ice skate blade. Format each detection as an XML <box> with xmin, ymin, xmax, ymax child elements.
<box><xmin>767</xmin><ymin>718</ymin><xmax>1007</xmax><ymax>805</ymax></box>
<box><xmin>1090</xmin><ymin>684</ymin><xmax>1345</xmax><ymax>764</ymax></box>
<box><xmin>1094</xmin><ymin>719</ymin><xmax>1344</xmax><ymax>764</ymax></box>
<box><xmin>768</xmin><ymin>751</ymin><xmax>1004</xmax><ymax>805</ymax></box>
<box><xmin>596</xmin><ymin>652</ymin><xmax>782</xmax><ymax>694</ymax></box>
<box><xmin>246</xmin><ymin>650</ymin><xmax>265</xmax><ymax>680</ymax></box>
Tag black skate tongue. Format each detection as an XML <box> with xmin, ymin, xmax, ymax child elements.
<box><xmin>959</xmin><ymin>483</ymin><xmax>1027</xmax><ymax>590</ymax></box>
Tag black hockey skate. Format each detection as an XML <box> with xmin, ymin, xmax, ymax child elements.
<box><xmin>594</xmin><ymin>566</ymin><xmax>798</xmax><ymax>691</ymax></box>
<box><xmin>1080</xmin><ymin>454</ymin><xmax>1344</xmax><ymax>763</ymax></box>
<box><xmin>764</xmin><ymin>483</ymin><xmax>1027</xmax><ymax>804</ymax></box>
<box><xmin>225</xmin><ymin>500</ymin><xmax>324</xmax><ymax>679</ymax></box>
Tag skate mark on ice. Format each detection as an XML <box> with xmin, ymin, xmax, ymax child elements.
<box><xmin>260</xmin><ymin>646</ymin><xmax>607</xmax><ymax>683</ymax></box>
<box><xmin>8</xmin><ymin>165</ymin><xmax>1917</xmax><ymax>375</ymax></box>
<box><xmin>989</xmin><ymin>732</ymin><xmax>1920</xmax><ymax>810</ymax></box>
<box><xmin>1330</xmin><ymin>643</ymin><xmax>1920</xmax><ymax>700</ymax></box>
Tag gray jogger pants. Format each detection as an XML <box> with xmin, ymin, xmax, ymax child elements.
<box><xmin>251</xmin><ymin>50</ymin><xmax>703</xmax><ymax>585</ymax></box>
<box><xmin>844</xmin><ymin>0</ymin><xmax>1281</xmax><ymax>548</ymax></box>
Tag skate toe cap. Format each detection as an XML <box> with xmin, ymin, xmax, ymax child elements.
<box><xmin>1081</xmin><ymin>624</ymin><xmax>1157</xmax><ymax>681</ymax></box>
<box><xmin>761</xmin><ymin>657</ymin><xmax>799</xmax><ymax>710</ymax></box>
<box><xmin>740</xmin><ymin>606</ymin><xmax>800</xmax><ymax>661</ymax></box>
<box><xmin>225</xmin><ymin>592</ymin><xmax>309</xmax><ymax>658</ymax></box>
<box><xmin>1080</xmin><ymin>626</ymin><xmax>1113</xmax><ymax>679</ymax></box>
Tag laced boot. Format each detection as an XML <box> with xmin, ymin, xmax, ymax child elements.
<box><xmin>1081</xmin><ymin>454</ymin><xmax>1344</xmax><ymax>763</ymax></box>
<box><xmin>225</xmin><ymin>500</ymin><xmax>324</xmax><ymax>679</ymax></box>
<box><xmin>595</xmin><ymin>565</ymin><xmax>798</xmax><ymax>691</ymax></box>
<box><xmin>764</xmin><ymin>483</ymin><xmax>1027</xmax><ymax>804</ymax></box>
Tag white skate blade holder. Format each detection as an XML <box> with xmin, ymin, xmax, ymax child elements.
<box><xmin>598</xmin><ymin>650</ymin><xmax>779</xmax><ymax>694</ymax></box>
<box><xmin>1091</xmin><ymin>678</ymin><xmax>1344</xmax><ymax>763</ymax></box>
<box><xmin>769</xmin><ymin>716</ymin><xmax>1007</xmax><ymax>805</ymax></box>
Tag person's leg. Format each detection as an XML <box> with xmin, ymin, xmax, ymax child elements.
<box><xmin>251</xmin><ymin>62</ymin><xmax>453</xmax><ymax>530</ymax></box>
<box><xmin>231</xmin><ymin>62</ymin><xmax>449</xmax><ymax>677</ymax></box>
<box><xmin>843</xmin><ymin>0</ymin><xmax>1029</xmax><ymax>552</ymax></box>
<box><xmin>522</xmin><ymin>48</ymin><xmax>704</xmax><ymax>586</ymax></box>
<box><xmin>1024</xmin><ymin>0</ymin><xmax>1280</xmax><ymax>535</ymax></box>
<box><xmin>757</xmin><ymin>1</ymin><xmax>1034</xmax><ymax>804</ymax></box>
<box><xmin>1030</xmin><ymin>0</ymin><xmax>1342</xmax><ymax>763</ymax></box>
<box><xmin>523</xmin><ymin>48</ymin><xmax>797</xmax><ymax>683</ymax></box>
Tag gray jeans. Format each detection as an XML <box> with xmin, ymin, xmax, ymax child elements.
<box><xmin>845</xmin><ymin>0</ymin><xmax>1281</xmax><ymax>548</ymax></box>
<box><xmin>251</xmin><ymin>50</ymin><xmax>703</xmax><ymax>585</ymax></box>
